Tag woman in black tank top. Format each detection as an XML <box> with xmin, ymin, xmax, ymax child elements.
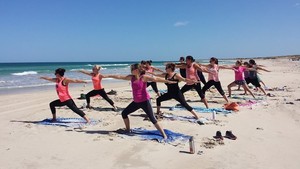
<box><xmin>154</xmin><ymin>63</ymin><xmax>200</xmax><ymax>119</ymax></box>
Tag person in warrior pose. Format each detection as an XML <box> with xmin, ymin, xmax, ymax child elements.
<box><xmin>78</xmin><ymin>65</ymin><xmax>117</xmax><ymax>111</ymax></box>
<box><xmin>107</xmin><ymin>63</ymin><xmax>176</xmax><ymax>139</ymax></box>
<box><xmin>40</xmin><ymin>68</ymin><xmax>90</xmax><ymax>123</ymax></box>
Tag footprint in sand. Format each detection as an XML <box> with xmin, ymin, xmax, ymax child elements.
<box><xmin>201</xmin><ymin>137</ymin><xmax>225</xmax><ymax>149</ymax></box>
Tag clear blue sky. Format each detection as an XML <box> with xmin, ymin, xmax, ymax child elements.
<box><xmin>0</xmin><ymin>0</ymin><xmax>299</xmax><ymax>62</ymax></box>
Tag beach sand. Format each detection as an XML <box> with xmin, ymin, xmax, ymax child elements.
<box><xmin>0</xmin><ymin>58</ymin><xmax>300</xmax><ymax>169</ymax></box>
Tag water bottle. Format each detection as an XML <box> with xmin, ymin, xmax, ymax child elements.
<box><xmin>212</xmin><ymin>111</ymin><xmax>216</xmax><ymax>120</ymax></box>
<box><xmin>83</xmin><ymin>103</ymin><xmax>86</xmax><ymax>109</ymax></box>
<box><xmin>189</xmin><ymin>136</ymin><xmax>195</xmax><ymax>154</ymax></box>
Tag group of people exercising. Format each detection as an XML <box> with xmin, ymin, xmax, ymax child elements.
<box><xmin>40</xmin><ymin>56</ymin><xmax>270</xmax><ymax>139</ymax></box>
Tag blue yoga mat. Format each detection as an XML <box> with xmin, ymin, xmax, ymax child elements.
<box><xmin>231</xmin><ymin>95</ymin><xmax>265</xmax><ymax>100</ymax></box>
<box><xmin>169</xmin><ymin>106</ymin><xmax>232</xmax><ymax>114</ymax></box>
<box><xmin>118</xmin><ymin>128</ymin><xmax>190</xmax><ymax>143</ymax></box>
<box><xmin>162</xmin><ymin>114</ymin><xmax>211</xmax><ymax>124</ymax></box>
<box><xmin>37</xmin><ymin>117</ymin><xmax>100</xmax><ymax>128</ymax></box>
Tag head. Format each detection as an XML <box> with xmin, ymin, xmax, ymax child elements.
<box><xmin>145</xmin><ymin>60</ymin><xmax>152</xmax><ymax>66</ymax></box>
<box><xmin>209</xmin><ymin>57</ymin><xmax>219</xmax><ymax>65</ymax></box>
<box><xmin>92</xmin><ymin>65</ymin><xmax>101</xmax><ymax>73</ymax></box>
<box><xmin>249</xmin><ymin>59</ymin><xmax>256</xmax><ymax>65</ymax></box>
<box><xmin>55</xmin><ymin>68</ymin><xmax>65</xmax><ymax>77</ymax></box>
<box><xmin>130</xmin><ymin>63</ymin><xmax>145</xmax><ymax>76</ymax></box>
<box><xmin>165</xmin><ymin>63</ymin><xmax>175</xmax><ymax>73</ymax></box>
<box><xmin>179</xmin><ymin>57</ymin><xmax>185</xmax><ymax>63</ymax></box>
<box><xmin>243</xmin><ymin>62</ymin><xmax>250</xmax><ymax>67</ymax></box>
<box><xmin>186</xmin><ymin>55</ymin><xmax>195</xmax><ymax>65</ymax></box>
<box><xmin>235</xmin><ymin>60</ymin><xmax>242</xmax><ymax>66</ymax></box>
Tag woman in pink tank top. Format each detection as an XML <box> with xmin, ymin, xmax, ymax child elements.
<box><xmin>79</xmin><ymin>65</ymin><xmax>117</xmax><ymax>111</ymax></box>
<box><xmin>107</xmin><ymin>63</ymin><xmax>176</xmax><ymax>140</ymax></box>
<box><xmin>40</xmin><ymin>68</ymin><xmax>90</xmax><ymax>123</ymax></box>
<box><xmin>201</xmin><ymin>57</ymin><xmax>229</xmax><ymax>103</ymax></box>
<box><xmin>176</xmin><ymin>56</ymin><xmax>209</xmax><ymax>108</ymax></box>
<box><xmin>226</xmin><ymin>60</ymin><xmax>256</xmax><ymax>98</ymax></box>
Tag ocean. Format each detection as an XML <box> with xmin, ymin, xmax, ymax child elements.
<box><xmin>0</xmin><ymin>59</ymin><xmax>235</xmax><ymax>93</ymax></box>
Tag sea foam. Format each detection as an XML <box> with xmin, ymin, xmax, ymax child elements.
<box><xmin>12</xmin><ymin>71</ymin><xmax>38</xmax><ymax>76</ymax></box>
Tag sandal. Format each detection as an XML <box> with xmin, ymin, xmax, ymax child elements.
<box><xmin>224</xmin><ymin>131</ymin><xmax>237</xmax><ymax>140</ymax></box>
<box><xmin>213</xmin><ymin>131</ymin><xmax>223</xmax><ymax>140</ymax></box>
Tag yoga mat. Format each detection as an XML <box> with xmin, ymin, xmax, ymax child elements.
<box><xmin>163</xmin><ymin>114</ymin><xmax>211</xmax><ymax>124</ymax></box>
<box><xmin>231</xmin><ymin>95</ymin><xmax>265</xmax><ymax>101</ymax></box>
<box><xmin>117</xmin><ymin>128</ymin><xmax>190</xmax><ymax>143</ymax></box>
<box><xmin>169</xmin><ymin>106</ymin><xmax>232</xmax><ymax>114</ymax></box>
<box><xmin>37</xmin><ymin>117</ymin><xmax>100</xmax><ymax>128</ymax></box>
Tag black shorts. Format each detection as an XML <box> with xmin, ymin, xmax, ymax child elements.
<box><xmin>249</xmin><ymin>78</ymin><xmax>261</xmax><ymax>87</ymax></box>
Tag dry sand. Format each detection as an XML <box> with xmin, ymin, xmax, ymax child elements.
<box><xmin>0</xmin><ymin>58</ymin><xmax>300</xmax><ymax>169</ymax></box>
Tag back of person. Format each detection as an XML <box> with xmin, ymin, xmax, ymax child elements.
<box><xmin>56</xmin><ymin>78</ymin><xmax>71</xmax><ymax>102</ymax></box>
<box><xmin>131</xmin><ymin>76</ymin><xmax>150</xmax><ymax>103</ymax></box>
<box><xmin>165</xmin><ymin>73</ymin><xmax>180</xmax><ymax>93</ymax></box>
<box><xmin>249</xmin><ymin>65</ymin><xmax>257</xmax><ymax>79</ymax></box>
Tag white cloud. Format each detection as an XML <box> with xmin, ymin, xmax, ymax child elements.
<box><xmin>174</xmin><ymin>21</ymin><xmax>189</xmax><ymax>27</ymax></box>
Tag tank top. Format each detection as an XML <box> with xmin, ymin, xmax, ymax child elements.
<box><xmin>92</xmin><ymin>74</ymin><xmax>103</xmax><ymax>90</ymax></box>
<box><xmin>56</xmin><ymin>78</ymin><xmax>72</xmax><ymax>102</ymax></box>
<box><xmin>186</xmin><ymin>62</ymin><xmax>200</xmax><ymax>85</ymax></box>
<box><xmin>165</xmin><ymin>73</ymin><xmax>180</xmax><ymax>93</ymax></box>
<box><xmin>131</xmin><ymin>75</ymin><xmax>150</xmax><ymax>103</ymax></box>
<box><xmin>234</xmin><ymin>66</ymin><xmax>246</xmax><ymax>81</ymax></box>
<box><xmin>207</xmin><ymin>65</ymin><xmax>220</xmax><ymax>82</ymax></box>
<box><xmin>249</xmin><ymin>65</ymin><xmax>257</xmax><ymax>79</ymax></box>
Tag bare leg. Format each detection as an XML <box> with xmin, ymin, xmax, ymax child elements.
<box><xmin>156</xmin><ymin>106</ymin><xmax>161</xmax><ymax>115</ymax></box>
<box><xmin>51</xmin><ymin>114</ymin><xmax>57</xmax><ymax>122</ymax></box>
<box><xmin>242</xmin><ymin>84</ymin><xmax>255</xmax><ymax>98</ymax></box>
<box><xmin>123</xmin><ymin>118</ymin><xmax>130</xmax><ymax>132</ymax></box>
<box><xmin>82</xmin><ymin>115</ymin><xmax>90</xmax><ymax>123</ymax></box>
<box><xmin>222</xmin><ymin>94</ymin><xmax>229</xmax><ymax>103</ymax></box>
<box><xmin>227</xmin><ymin>82</ymin><xmax>237</xmax><ymax>97</ymax></box>
<box><xmin>202</xmin><ymin>98</ymin><xmax>209</xmax><ymax>108</ymax></box>
<box><xmin>190</xmin><ymin>110</ymin><xmax>199</xmax><ymax>119</ymax></box>
<box><xmin>258</xmin><ymin>86</ymin><xmax>267</xmax><ymax>95</ymax></box>
<box><xmin>154</xmin><ymin>123</ymin><xmax>167</xmax><ymax>139</ymax></box>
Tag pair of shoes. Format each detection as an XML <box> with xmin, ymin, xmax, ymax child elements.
<box><xmin>213</xmin><ymin>131</ymin><xmax>237</xmax><ymax>140</ymax></box>
<box><xmin>224</xmin><ymin>131</ymin><xmax>237</xmax><ymax>140</ymax></box>
<box><xmin>213</xmin><ymin>131</ymin><xmax>223</xmax><ymax>140</ymax></box>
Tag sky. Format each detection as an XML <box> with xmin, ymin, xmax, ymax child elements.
<box><xmin>0</xmin><ymin>0</ymin><xmax>299</xmax><ymax>62</ymax></box>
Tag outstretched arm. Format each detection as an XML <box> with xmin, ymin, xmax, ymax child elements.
<box><xmin>40</xmin><ymin>76</ymin><xmax>57</xmax><ymax>82</ymax></box>
<box><xmin>257</xmin><ymin>66</ymin><xmax>271</xmax><ymax>72</ymax></box>
<box><xmin>152</xmin><ymin>66</ymin><xmax>164</xmax><ymax>73</ymax></box>
<box><xmin>175</xmin><ymin>63</ymin><xmax>187</xmax><ymax>69</ymax></box>
<box><xmin>106</xmin><ymin>74</ymin><xmax>132</xmax><ymax>81</ymax></box>
<box><xmin>193</xmin><ymin>63</ymin><xmax>204</xmax><ymax>72</ymax></box>
<box><xmin>143</xmin><ymin>75</ymin><xmax>176</xmax><ymax>84</ymax></box>
<box><xmin>175</xmin><ymin>73</ymin><xmax>196</xmax><ymax>84</ymax></box>
<box><xmin>64</xmin><ymin>78</ymin><xmax>87</xmax><ymax>84</ymax></box>
<box><xmin>78</xmin><ymin>70</ymin><xmax>93</xmax><ymax>76</ymax></box>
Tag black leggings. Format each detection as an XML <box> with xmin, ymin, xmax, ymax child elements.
<box><xmin>197</xmin><ymin>71</ymin><xmax>207</xmax><ymax>85</ymax></box>
<box><xmin>202</xmin><ymin>80</ymin><xmax>225</xmax><ymax>96</ymax></box>
<box><xmin>156</xmin><ymin>92</ymin><xmax>193</xmax><ymax>111</ymax></box>
<box><xmin>122</xmin><ymin>100</ymin><xmax>157</xmax><ymax>124</ymax></box>
<box><xmin>147</xmin><ymin>82</ymin><xmax>159</xmax><ymax>93</ymax></box>
<box><xmin>86</xmin><ymin>89</ymin><xmax>114</xmax><ymax>106</ymax></box>
<box><xmin>181</xmin><ymin>83</ymin><xmax>205</xmax><ymax>99</ymax></box>
<box><xmin>50</xmin><ymin>99</ymin><xmax>85</xmax><ymax>117</ymax></box>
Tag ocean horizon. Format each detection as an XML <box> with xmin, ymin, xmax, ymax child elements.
<box><xmin>0</xmin><ymin>59</ymin><xmax>235</xmax><ymax>92</ymax></box>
